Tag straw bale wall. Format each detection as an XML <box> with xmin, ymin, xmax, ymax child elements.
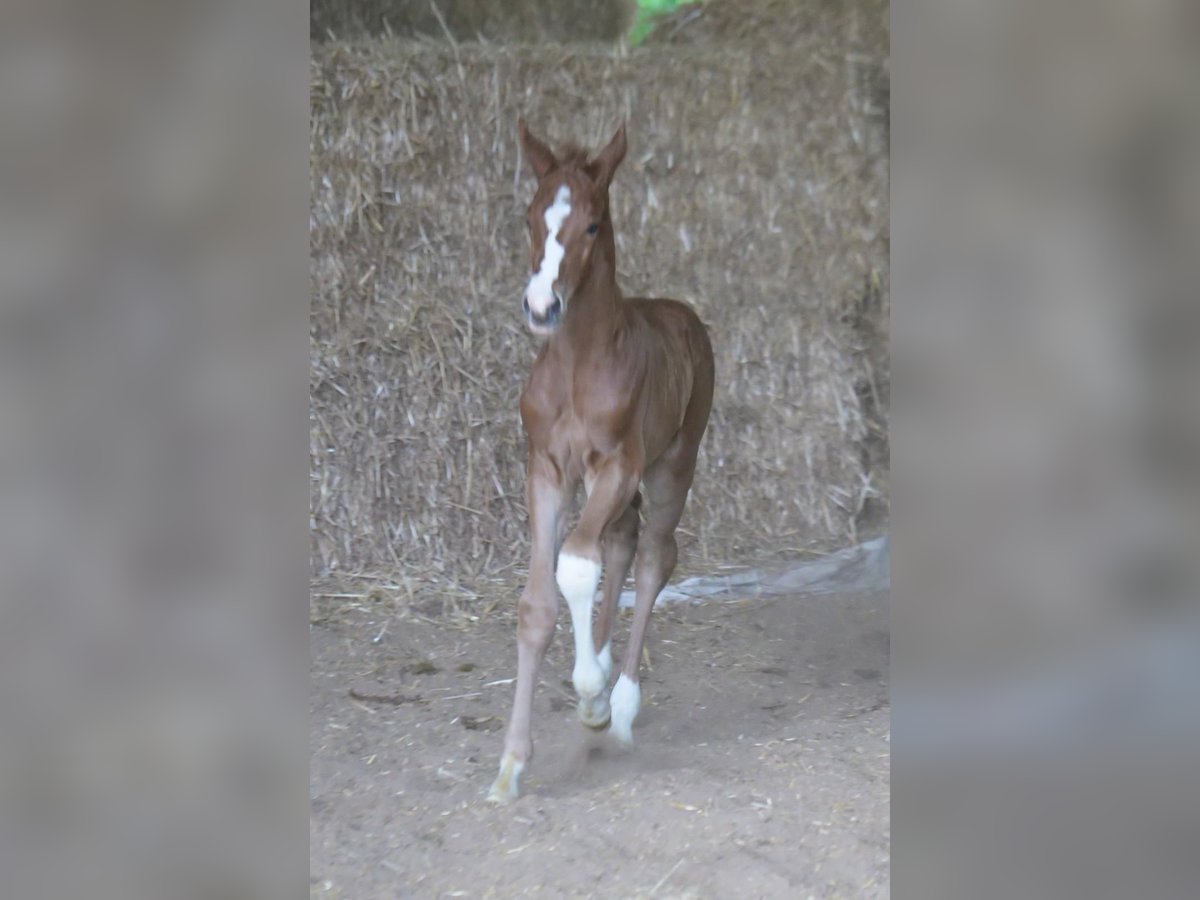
<box><xmin>310</xmin><ymin>12</ymin><xmax>888</xmax><ymax>590</ymax></box>
<box><xmin>311</xmin><ymin>0</ymin><xmax>633</xmax><ymax>44</ymax></box>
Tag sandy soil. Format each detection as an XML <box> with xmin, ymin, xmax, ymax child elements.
<box><xmin>310</xmin><ymin>589</ymin><xmax>890</xmax><ymax>898</ymax></box>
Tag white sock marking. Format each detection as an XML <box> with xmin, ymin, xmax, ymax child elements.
<box><xmin>525</xmin><ymin>185</ymin><xmax>571</xmax><ymax>316</ymax></box>
<box><xmin>610</xmin><ymin>674</ymin><xmax>640</xmax><ymax>746</ymax></box>
<box><xmin>557</xmin><ymin>553</ymin><xmax>604</xmax><ymax>699</ymax></box>
<box><xmin>598</xmin><ymin>641</ymin><xmax>613</xmax><ymax>682</ymax></box>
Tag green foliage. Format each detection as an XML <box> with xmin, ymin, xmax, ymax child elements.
<box><xmin>630</xmin><ymin>0</ymin><xmax>697</xmax><ymax>45</ymax></box>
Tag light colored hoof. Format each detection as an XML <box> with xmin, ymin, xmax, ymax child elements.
<box><xmin>578</xmin><ymin>692</ymin><xmax>611</xmax><ymax>730</ymax></box>
<box><xmin>486</xmin><ymin>753</ymin><xmax>524</xmax><ymax>804</ymax></box>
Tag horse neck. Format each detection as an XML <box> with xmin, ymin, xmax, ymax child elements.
<box><xmin>560</xmin><ymin>219</ymin><xmax>622</xmax><ymax>349</ymax></box>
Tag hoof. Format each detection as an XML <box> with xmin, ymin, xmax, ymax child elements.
<box><xmin>577</xmin><ymin>693</ymin><xmax>611</xmax><ymax>730</ymax></box>
<box><xmin>583</xmin><ymin>715</ymin><xmax>612</xmax><ymax>733</ymax></box>
<box><xmin>486</xmin><ymin>753</ymin><xmax>524</xmax><ymax>804</ymax></box>
<box><xmin>486</xmin><ymin>786</ymin><xmax>513</xmax><ymax>804</ymax></box>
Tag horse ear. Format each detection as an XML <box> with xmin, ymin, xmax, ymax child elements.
<box><xmin>587</xmin><ymin>121</ymin><xmax>627</xmax><ymax>189</ymax></box>
<box><xmin>518</xmin><ymin>118</ymin><xmax>557</xmax><ymax>179</ymax></box>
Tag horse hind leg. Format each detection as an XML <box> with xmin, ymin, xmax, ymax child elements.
<box><xmin>611</xmin><ymin>462</ymin><xmax>691</xmax><ymax>746</ymax></box>
<box><xmin>597</xmin><ymin>493</ymin><xmax>640</xmax><ymax>677</ymax></box>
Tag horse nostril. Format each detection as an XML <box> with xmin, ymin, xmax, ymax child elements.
<box><xmin>547</xmin><ymin>298</ymin><xmax>562</xmax><ymax>320</ymax></box>
<box><xmin>523</xmin><ymin>297</ymin><xmax>530</xmax><ymax>315</ymax></box>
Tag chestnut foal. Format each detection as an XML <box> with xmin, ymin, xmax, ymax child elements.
<box><xmin>488</xmin><ymin>120</ymin><xmax>714</xmax><ymax>803</ymax></box>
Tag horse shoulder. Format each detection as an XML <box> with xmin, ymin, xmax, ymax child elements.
<box><xmin>520</xmin><ymin>348</ymin><xmax>567</xmax><ymax>435</ymax></box>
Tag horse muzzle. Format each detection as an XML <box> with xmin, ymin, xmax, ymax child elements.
<box><xmin>523</xmin><ymin>291</ymin><xmax>564</xmax><ymax>335</ymax></box>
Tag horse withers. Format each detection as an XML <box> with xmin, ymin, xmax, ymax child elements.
<box><xmin>488</xmin><ymin>119</ymin><xmax>714</xmax><ymax>803</ymax></box>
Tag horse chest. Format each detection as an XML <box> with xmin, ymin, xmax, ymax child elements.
<box><xmin>522</xmin><ymin>365</ymin><xmax>633</xmax><ymax>474</ymax></box>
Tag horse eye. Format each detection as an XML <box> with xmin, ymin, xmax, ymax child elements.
<box><xmin>587</xmin><ymin>223</ymin><xmax>599</xmax><ymax>236</ymax></box>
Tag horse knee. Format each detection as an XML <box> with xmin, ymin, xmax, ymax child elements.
<box><xmin>517</xmin><ymin>596</ymin><xmax>556</xmax><ymax>649</ymax></box>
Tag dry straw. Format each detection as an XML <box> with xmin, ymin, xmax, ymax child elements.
<box><xmin>310</xmin><ymin>8</ymin><xmax>889</xmax><ymax>606</ymax></box>
<box><xmin>311</xmin><ymin>0</ymin><xmax>634</xmax><ymax>44</ymax></box>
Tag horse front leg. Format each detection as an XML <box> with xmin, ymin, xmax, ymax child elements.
<box><xmin>557</xmin><ymin>457</ymin><xmax>641</xmax><ymax>730</ymax></box>
<box><xmin>488</xmin><ymin>460</ymin><xmax>567</xmax><ymax>804</ymax></box>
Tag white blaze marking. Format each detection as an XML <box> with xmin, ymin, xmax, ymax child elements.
<box><xmin>526</xmin><ymin>185</ymin><xmax>571</xmax><ymax>316</ymax></box>
<box><xmin>610</xmin><ymin>674</ymin><xmax>641</xmax><ymax>746</ymax></box>
<box><xmin>556</xmin><ymin>553</ymin><xmax>604</xmax><ymax>699</ymax></box>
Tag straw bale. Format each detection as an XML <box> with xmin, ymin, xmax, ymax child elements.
<box><xmin>645</xmin><ymin>0</ymin><xmax>887</xmax><ymax>52</ymax></box>
<box><xmin>311</xmin><ymin>0</ymin><xmax>634</xmax><ymax>44</ymax></box>
<box><xmin>649</xmin><ymin>0</ymin><xmax>889</xmax><ymax>147</ymax></box>
<box><xmin>310</xmin><ymin>36</ymin><xmax>889</xmax><ymax>590</ymax></box>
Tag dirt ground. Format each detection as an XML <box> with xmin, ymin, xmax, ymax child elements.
<box><xmin>310</xmin><ymin>588</ymin><xmax>890</xmax><ymax>898</ymax></box>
